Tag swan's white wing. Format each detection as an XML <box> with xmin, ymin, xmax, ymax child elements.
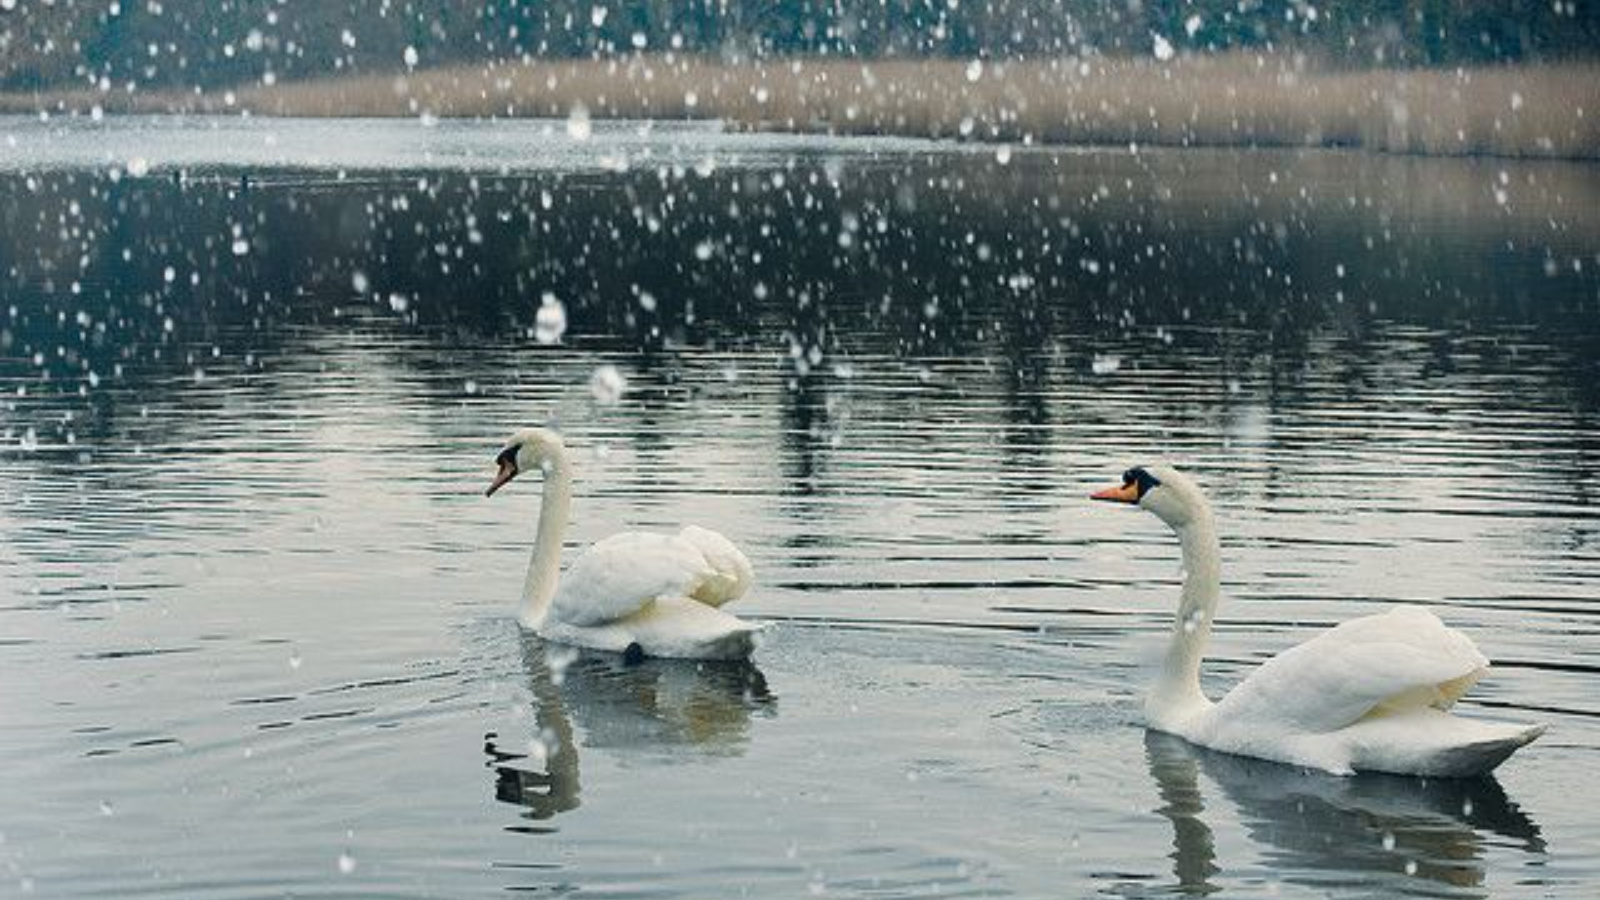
<box><xmin>551</xmin><ymin>532</ymin><xmax>716</xmax><ymax>628</ymax></box>
<box><xmin>1213</xmin><ymin>606</ymin><xmax>1489</xmax><ymax>734</ymax></box>
<box><xmin>676</xmin><ymin>525</ymin><xmax>754</xmax><ymax>606</ymax></box>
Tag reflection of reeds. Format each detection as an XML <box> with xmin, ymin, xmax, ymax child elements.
<box><xmin>5</xmin><ymin>55</ymin><xmax>1596</xmax><ymax>159</ymax></box>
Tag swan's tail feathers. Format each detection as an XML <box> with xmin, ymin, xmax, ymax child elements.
<box><xmin>701</xmin><ymin>623</ymin><xmax>762</xmax><ymax>662</ymax></box>
<box><xmin>1431</xmin><ymin>722</ymin><xmax>1547</xmax><ymax>778</ymax></box>
<box><xmin>608</xmin><ymin>596</ymin><xmax>764</xmax><ymax>661</ymax></box>
<box><xmin>1344</xmin><ymin>710</ymin><xmax>1546</xmax><ymax>777</ymax></box>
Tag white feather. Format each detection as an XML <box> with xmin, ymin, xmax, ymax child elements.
<box><xmin>1210</xmin><ymin>606</ymin><xmax>1488</xmax><ymax>734</ymax></box>
<box><xmin>1109</xmin><ymin>464</ymin><xmax>1543</xmax><ymax>777</ymax></box>
<box><xmin>676</xmin><ymin>524</ymin><xmax>754</xmax><ymax>606</ymax></box>
<box><xmin>542</xmin><ymin>596</ymin><xmax>760</xmax><ymax>662</ymax></box>
<box><xmin>552</xmin><ymin>532</ymin><xmax>720</xmax><ymax>627</ymax></box>
<box><xmin>494</xmin><ymin>427</ymin><xmax>762</xmax><ymax>661</ymax></box>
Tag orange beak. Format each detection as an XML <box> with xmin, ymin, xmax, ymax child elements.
<box><xmin>485</xmin><ymin>458</ymin><xmax>518</xmax><ymax>497</ymax></box>
<box><xmin>1091</xmin><ymin>481</ymin><xmax>1140</xmax><ymax>504</ymax></box>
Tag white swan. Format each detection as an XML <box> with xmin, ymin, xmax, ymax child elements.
<box><xmin>1092</xmin><ymin>465</ymin><xmax>1544</xmax><ymax>777</ymax></box>
<box><xmin>486</xmin><ymin>427</ymin><xmax>760</xmax><ymax>660</ymax></box>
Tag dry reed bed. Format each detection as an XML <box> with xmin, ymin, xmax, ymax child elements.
<box><xmin>5</xmin><ymin>56</ymin><xmax>1596</xmax><ymax>159</ymax></box>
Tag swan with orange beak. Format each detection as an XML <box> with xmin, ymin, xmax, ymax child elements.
<box><xmin>1090</xmin><ymin>464</ymin><xmax>1543</xmax><ymax>776</ymax></box>
<box><xmin>486</xmin><ymin>427</ymin><xmax>761</xmax><ymax>661</ymax></box>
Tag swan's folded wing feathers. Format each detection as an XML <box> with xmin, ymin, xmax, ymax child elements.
<box><xmin>676</xmin><ymin>525</ymin><xmax>754</xmax><ymax>606</ymax></box>
<box><xmin>1213</xmin><ymin>606</ymin><xmax>1489</xmax><ymax>734</ymax></box>
<box><xmin>551</xmin><ymin>532</ymin><xmax>716</xmax><ymax>627</ymax></box>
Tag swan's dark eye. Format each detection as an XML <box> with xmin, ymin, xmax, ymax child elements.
<box><xmin>495</xmin><ymin>446</ymin><xmax>519</xmax><ymax>470</ymax></box>
<box><xmin>1125</xmin><ymin>466</ymin><xmax>1161</xmax><ymax>498</ymax></box>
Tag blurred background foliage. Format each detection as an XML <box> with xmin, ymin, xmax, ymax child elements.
<box><xmin>2</xmin><ymin>0</ymin><xmax>1598</xmax><ymax>92</ymax></box>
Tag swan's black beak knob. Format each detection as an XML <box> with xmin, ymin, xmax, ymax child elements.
<box><xmin>1092</xmin><ymin>466</ymin><xmax>1160</xmax><ymax>504</ymax></box>
<box><xmin>486</xmin><ymin>448</ymin><xmax>519</xmax><ymax>497</ymax></box>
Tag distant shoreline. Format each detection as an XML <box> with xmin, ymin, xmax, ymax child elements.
<box><xmin>3</xmin><ymin>56</ymin><xmax>1596</xmax><ymax>161</ymax></box>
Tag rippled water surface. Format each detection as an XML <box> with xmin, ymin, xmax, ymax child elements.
<box><xmin>2</xmin><ymin>117</ymin><xmax>1599</xmax><ymax>898</ymax></box>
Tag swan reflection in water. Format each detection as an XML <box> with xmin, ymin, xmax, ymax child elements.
<box><xmin>1144</xmin><ymin>731</ymin><xmax>1545</xmax><ymax>896</ymax></box>
<box><xmin>485</xmin><ymin>632</ymin><xmax>776</xmax><ymax>821</ymax></box>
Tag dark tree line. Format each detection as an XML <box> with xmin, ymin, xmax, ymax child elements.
<box><xmin>2</xmin><ymin>0</ymin><xmax>1596</xmax><ymax>91</ymax></box>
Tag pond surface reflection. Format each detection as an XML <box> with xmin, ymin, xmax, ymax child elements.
<box><xmin>488</xmin><ymin>638</ymin><xmax>774</xmax><ymax>823</ymax></box>
<box><xmin>0</xmin><ymin>117</ymin><xmax>1596</xmax><ymax>898</ymax></box>
<box><xmin>1146</xmin><ymin>732</ymin><xmax>1545</xmax><ymax>896</ymax></box>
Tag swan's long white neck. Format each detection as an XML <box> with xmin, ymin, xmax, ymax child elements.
<box><xmin>1149</xmin><ymin>501</ymin><xmax>1221</xmax><ymax>726</ymax></box>
<box><xmin>521</xmin><ymin>452</ymin><xmax>572</xmax><ymax>628</ymax></box>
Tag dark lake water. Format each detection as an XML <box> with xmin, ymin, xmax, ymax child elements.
<box><xmin>2</xmin><ymin>117</ymin><xmax>1598</xmax><ymax>898</ymax></box>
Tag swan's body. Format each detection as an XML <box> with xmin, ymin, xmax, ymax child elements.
<box><xmin>488</xmin><ymin>428</ymin><xmax>760</xmax><ymax>660</ymax></box>
<box><xmin>1093</xmin><ymin>465</ymin><xmax>1543</xmax><ymax>777</ymax></box>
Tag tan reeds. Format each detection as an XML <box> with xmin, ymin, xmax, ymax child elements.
<box><xmin>4</xmin><ymin>55</ymin><xmax>1595</xmax><ymax>160</ymax></box>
